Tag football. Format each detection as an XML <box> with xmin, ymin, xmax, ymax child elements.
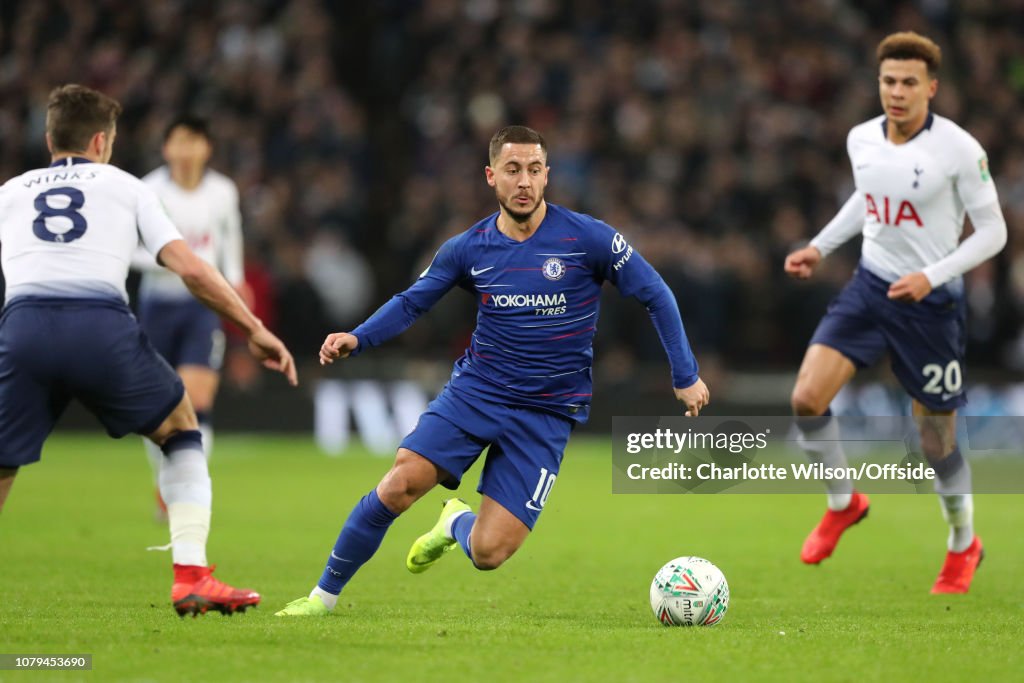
<box><xmin>649</xmin><ymin>556</ymin><xmax>730</xmax><ymax>626</ymax></box>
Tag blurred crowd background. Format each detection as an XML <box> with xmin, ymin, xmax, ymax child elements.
<box><xmin>2</xmin><ymin>0</ymin><xmax>1023</xmax><ymax>401</ymax></box>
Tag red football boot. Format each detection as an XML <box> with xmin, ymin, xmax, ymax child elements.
<box><xmin>931</xmin><ymin>536</ymin><xmax>984</xmax><ymax>594</ymax></box>
<box><xmin>800</xmin><ymin>491</ymin><xmax>870</xmax><ymax>564</ymax></box>
<box><xmin>171</xmin><ymin>564</ymin><xmax>261</xmax><ymax>617</ymax></box>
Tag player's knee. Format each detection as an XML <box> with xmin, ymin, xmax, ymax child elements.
<box><xmin>470</xmin><ymin>538</ymin><xmax>517</xmax><ymax>571</ymax></box>
<box><xmin>917</xmin><ymin>439</ymin><xmax>945</xmax><ymax>462</ymax></box>
<box><xmin>377</xmin><ymin>469</ymin><xmax>428</xmax><ymax>514</ymax></box>
<box><xmin>185</xmin><ymin>389</ymin><xmax>216</xmax><ymax>416</ymax></box>
<box><xmin>149</xmin><ymin>421</ymin><xmax>199</xmax><ymax>448</ymax></box>
<box><xmin>470</xmin><ymin>547</ymin><xmax>510</xmax><ymax>571</ymax></box>
<box><xmin>148</xmin><ymin>396</ymin><xmax>199</xmax><ymax>446</ymax></box>
<box><xmin>791</xmin><ymin>386</ymin><xmax>828</xmax><ymax>417</ymax></box>
<box><xmin>378</xmin><ymin>449</ymin><xmax>442</xmax><ymax>513</ymax></box>
<box><xmin>376</xmin><ymin>476</ymin><xmax>413</xmax><ymax>514</ymax></box>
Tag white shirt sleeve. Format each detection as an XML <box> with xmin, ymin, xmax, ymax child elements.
<box><xmin>810</xmin><ymin>192</ymin><xmax>864</xmax><ymax>258</ymax></box>
<box><xmin>954</xmin><ymin>134</ymin><xmax>999</xmax><ymax>211</ymax></box>
<box><xmin>921</xmin><ymin>135</ymin><xmax>1005</xmax><ymax>287</ymax></box>
<box><xmin>922</xmin><ymin>201</ymin><xmax>1007</xmax><ymax>287</ymax></box>
<box><xmin>0</xmin><ymin>182</ymin><xmax>9</xmax><ymax>243</ymax></box>
<box><xmin>136</xmin><ymin>183</ymin><xmax>183</xmax><ymax>259</ymax></box>
<box><xmin>218</xmin><ymin>181</ymin><xmax>245</xmax><ymax>287</ymax></box>
<box><xmin>130</xmin><ymin>244</ymin><xmax>162</xmax><ymax>271</ymax></box>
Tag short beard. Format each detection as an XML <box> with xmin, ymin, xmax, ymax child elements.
<box><xmin>499</xmin><ymin>194</ymin><xmax>542</xmax><ymax>223</ymax></box>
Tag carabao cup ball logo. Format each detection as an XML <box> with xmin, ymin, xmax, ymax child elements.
<box><xmin>542</xmin><ymin>257</ymin><xmax>566</xmax><ymax>281</ymax></box>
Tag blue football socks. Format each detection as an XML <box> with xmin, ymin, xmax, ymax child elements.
<box><xmin>450</xmin><ymin>509</ymin><xmax>477</xmax><ymax>561</ymax></box>
<box><xmin>317</xmin><ymin>489</ymin><xmax>398</xmax><ymax>595</ymax></box>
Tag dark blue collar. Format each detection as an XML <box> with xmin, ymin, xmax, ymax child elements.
<box><xmin>49</xmin><ymin>156</ymin><xmax>94</xmax><ymax>168</ymax></box>
<box><xmin>881</xmin><ymin>112</ymin><xmax>934</xmax><ymax>142</ymax></box>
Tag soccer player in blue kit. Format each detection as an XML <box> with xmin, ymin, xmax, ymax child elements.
<box><xmin>276</xmin><ymin>126</ymin><xmax>709</xmax><ymax>616</ymax></box>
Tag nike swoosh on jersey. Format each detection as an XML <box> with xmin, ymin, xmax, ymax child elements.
<box><xmin>470</xmin><ymin>266</ymin><xmax>495</xmax><ymax>276</ymax></box>
<box><xmin>525</xmin><ymin>500</ymin><xmax>543</xmax><ymax>511</ymax></box>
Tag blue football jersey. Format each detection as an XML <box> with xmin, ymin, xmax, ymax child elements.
<box><xmin>352</xmin><ymin>203</ymin><xmax>697</xmax><ymax>422</ymax></box>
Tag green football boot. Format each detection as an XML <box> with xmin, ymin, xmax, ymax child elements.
<box><xmin>274</xmin><ymin>595</ymin><xmax>330</xmax><ymax>617</ymax></box>
<box><xmin>406</xmin><ymin>498</ymin><xmax>472</xmax><ymax>574</ymax></box>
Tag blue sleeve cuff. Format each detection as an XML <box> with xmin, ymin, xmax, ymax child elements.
<box><xmin>674</xmin><ymin>373</ymin><xmax>700</xmax><ymax>390</ymax></box>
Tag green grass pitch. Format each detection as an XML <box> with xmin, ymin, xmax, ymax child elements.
<box><xmin>2</xmin><ymin>433</ymin><xmax>1022</xmax><ymax>682</ymax></box>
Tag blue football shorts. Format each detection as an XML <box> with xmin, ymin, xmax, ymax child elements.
<box><xmin>400</xmin><ymin>385</ymin><xmax>575</xmax><ymax>530</ymax></box>
<box><xmin>138</xmin><ymin>296</ymin><xmax>225</xmax><ymax>370</ymax></box>
<box><xmin>809</xmin><ymin>264</ymin><xmax>968</xmax><ymax>411</ymax></box>
<box><xmin>0</xmin><ymin>298</ymin><xmax>185</xmax><ymax>468</ymax></box>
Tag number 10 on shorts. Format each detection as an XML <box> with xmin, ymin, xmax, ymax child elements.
<box><xmin>528</xmin><ymin>468</ymin><xmax>557</xmax><ymax>511</ymax></box>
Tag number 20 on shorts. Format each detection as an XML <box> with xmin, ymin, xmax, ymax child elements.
<box><xmin>922</xmin><ymin>360</ymin><xmax>962</xmax><ymax>397</ymax></box>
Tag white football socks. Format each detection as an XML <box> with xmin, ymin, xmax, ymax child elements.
<box><xmin>199</xmin><ymin>423</ymin><xmax>213</xmax><ymax>461</ymax></box>
<box><xmin>933</xmin><ymin>452</ymin><xmax>974</xmax><ymax>552</ymax></box>
<box><xmin>796</xmin><ymin>416</ymin><xmax>853</xmax><ymax>511</ymax></box>
<box><xmin>148</xmin><ymin>424</ymin><xmax>213</xmax><ymax>482</ymax></box>
<box><xmin>144</xmin><ymin>438</ymin><xmax>164</xmax><ymax>486</ymax></box>
<box><xmin>310</xmin><ymin>586</ymin><xmax>338</xmax><ymax>610</ymax></box>
<box><xmin>158</xmin><ymin>442</ymin><xmax>212</xmax><ymax>567</ymax></box>
<box><xmin>938</xmin><ymin>494</ymin><xmax>974</xmax><ymax>552</ymax></box>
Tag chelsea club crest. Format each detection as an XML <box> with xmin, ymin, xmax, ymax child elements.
<box><xmin>542</xmin><ymin>257</ymin><xmax>566</xmax><ymax>281</ymax></box>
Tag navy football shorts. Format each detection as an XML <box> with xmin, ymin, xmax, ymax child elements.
<box><xmin>138</xmin><ymin>296</ymin><xmax>224</xmax><ymax>370</ymax></box>
<box><xmin>809</xmin><ymin>265</ymin><xmax>968</xmax><ymax>411</ymax></box>
<box><xmin>400</xmin><ymin>386</ymin><xmax>574</xmax><ymax>530</ymax></box>
<box><xmin>0</xmin><ymin>298</ymin><xmax>185</xmax><ymax>467</ymax></box>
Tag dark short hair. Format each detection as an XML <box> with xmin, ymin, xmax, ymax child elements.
<box><xmin>877</xmin><ymin>31</ymin><xmax>942</xmax><ymax>77</ymax></box>
<box><xmin>163</xmin><ymin>114</ymin><xmax>213</xmax><ymax>142</ymax></box>
<box><xmin>46</xmin><ymin>84</ymin><xmax>122</xmax><ymax>153</ymax></box>
<box><xmin>488</xmin><ymin>126</ymin><xmax>547</xmax><ymax>165</ymax></box>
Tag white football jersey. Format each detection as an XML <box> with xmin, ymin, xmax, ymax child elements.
<box><xmin>135</xmin><ymin>167</ymin><xmax>243</xmax><ymax>300</ymax></box>
<box><xmin>0</xmin><ymin>158</ymin><xmax>182</xmax><ymax>304</ymax></box>
<box><xmin>848</xmin><ymin>113</ymin><xmax>998</xmax><ymax>280</ymax></box>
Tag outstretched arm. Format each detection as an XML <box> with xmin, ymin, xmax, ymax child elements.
<box><xmin>587</xmin><ymin>223</ymin><xmax>708</xmax><ymax>415</ymax></box>
<box><xmin>785</xmin><ymin>192</ymin><xmax>864</xmax><ymax>280</ymax></box>
<box><xmin>318</xmin><ymin>284</ymin><xmax>449</xmax><ymax>365</ymax></box>
<box><xmin>158</xmin><ymin>239</ymin><xmax>297</xmax><ymax>386</ymax></box>
<box><xmin>319</xmin><ymin>236</ymin><xmax>466</xmax><ymax>365</ymax></box>
<box><xmin>135</xmin><ymin>181</ymin><xmax>296</xmax><ymax>385</ymax></box>
<box><xmin>634</xmin><ymin>278</ymin><xmax>709</xmax><ymax>416</ymax></box>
